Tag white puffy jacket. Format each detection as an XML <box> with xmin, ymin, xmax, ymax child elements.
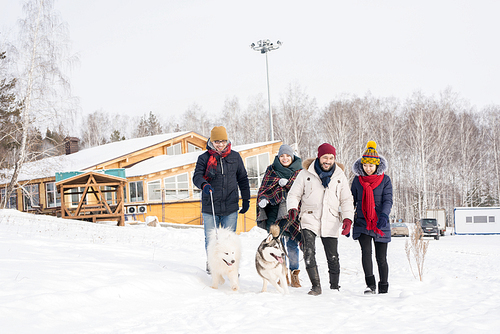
<box><xmin>287</xmin><ymin>158</ymin><xmax>354</xmax><ymax>238</ymax></box>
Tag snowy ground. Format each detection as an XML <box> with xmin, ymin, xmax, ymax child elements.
<box><xmin>1</xmin><ymin>209</ymin><xmax>499</xmax><ymax>334</ymax></box>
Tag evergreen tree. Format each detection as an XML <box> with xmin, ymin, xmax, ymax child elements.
<box><xmin>110</xmin><ymin>130</ymin><xmax>125</xmax><ymax>142</ymax></box>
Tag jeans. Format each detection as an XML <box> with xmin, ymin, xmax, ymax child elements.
<box><xmin>283</xmin><ymin>236</ymin><xmax>300</xmax><ymax>271</ymax></box>
<box><xmin>202</xmin><ymin>211</ymin><xmax>238</xmax><ymax>251</ymax></box>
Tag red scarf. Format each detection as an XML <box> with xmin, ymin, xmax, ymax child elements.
<box><xmin>358</xmin><ymin>174</ymin><xmax>384</xmax><ymax>236</ymax></box>
<box><xmin>203</xmin><ymin>143</ymin><xmax>232</xmax><ymax>181</ymax></box>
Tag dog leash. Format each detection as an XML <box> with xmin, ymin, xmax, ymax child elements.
<box><xmin>209</xmin><ymin>190</ymin><xmax>218</xmax><ymax>239</ymax></box>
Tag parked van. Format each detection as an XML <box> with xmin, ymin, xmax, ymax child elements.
<box><xmin>420</xmin><ymin>218</ymin><xmax>440</xmax><ymax>240</ymax></box>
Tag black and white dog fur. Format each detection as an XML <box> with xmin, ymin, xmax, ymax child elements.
<box><xmin>255</xmin><ymin>224</ymin><xmax>289</xmax><ymax>294</ymax></box>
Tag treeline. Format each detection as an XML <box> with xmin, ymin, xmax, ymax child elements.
<box><xmin>1</xmin><ymin>0</ymin><xmax>499</xmax><ymax>222</ymax></box>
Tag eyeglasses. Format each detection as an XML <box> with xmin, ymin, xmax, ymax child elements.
<box><xmin>213</xmin><ymin>140</ymin><xmax>227</xmax><ymax>145</ymax></box>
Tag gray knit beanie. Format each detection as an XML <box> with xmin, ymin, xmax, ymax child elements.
<box><xmin>277</xmin><ymin>145</ymin><xmax>294</xmax><ymax>160</ymax></box>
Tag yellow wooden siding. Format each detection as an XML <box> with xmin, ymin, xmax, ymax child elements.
<box><xmin>1</xmin><ymin>137</ymin><xmax>282</xmax><ymax>233</ymax></box>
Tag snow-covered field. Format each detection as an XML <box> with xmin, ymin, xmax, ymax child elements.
<box><xmin>1</xmin><ymin>209</ymin><xmax>499</xmax><ymax>334</ymax></box>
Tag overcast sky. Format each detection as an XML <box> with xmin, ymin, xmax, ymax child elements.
<box><xmin>1</xmin><ymin>0</ymin><xmax>500</xmax><ymax>120</ymax></box>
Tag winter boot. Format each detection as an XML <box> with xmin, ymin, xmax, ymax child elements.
<box><xmin>306</xmin><ymin>267</ymin><xmax>322</xmax><ymax>296</ymax></box>
<box><xmin>290</xmin><ymin>270</ymin><xmax>301</xmax><ymax>288</ymax></box>
<box><xmin>364</xmin><ymin>275</ymin><xmax>376</xmax><ymax>294</ymax></box>
<box><xmin>329</xmin><ymin>272</ymin><xmax>340</xmax><ymax>290</ymax></box>
<box><xmin>378</xmin><ymin>282</ymin><xmax>389</xmax><ymax>294</ymax></box>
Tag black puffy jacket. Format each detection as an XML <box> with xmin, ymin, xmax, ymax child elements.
<box><xmin>193</xmin><ymin>143</ymin><xmax>250</xmax><ymax>216</ymax></box>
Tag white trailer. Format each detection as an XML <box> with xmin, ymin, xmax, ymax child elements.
<box><xmin>426</xmin><ymin>209</ymin><xmax>446</xmax><ymax>236</ymax></box>
<box><xmin>453</xmin><ymin>207</ymin><xmax>500</xmax><ymax>235</ymax></box>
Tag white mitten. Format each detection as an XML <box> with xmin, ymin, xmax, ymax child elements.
<box><xmin>279</xmin><ymin>178</ymin><xmax>288</xmax><ymax>187</ymax></box>
<box><xmin>258</xmin><ymin>199</ymin><xmax>269</xmax><ymax>208</ymax></box>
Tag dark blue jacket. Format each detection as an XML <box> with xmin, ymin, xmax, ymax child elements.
<box><xmin>350</xmin><ymin>156</ymin><xmax>393</xmax><ymax>243</ymax></box>
<box><xmin>193</xmin><ymin>142</ymin><xmax>250</xmax><ymax>216</ymax></box>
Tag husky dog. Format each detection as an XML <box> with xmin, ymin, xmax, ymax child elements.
<box><xmin>207</xmin><ymin>228</ymin><xmax>241</xmax><ymax>291</ymax></box>
<box><xmin>255</xmin><ymin>224</ymin><xmax>289</xmax><ymax>294</ymax></box>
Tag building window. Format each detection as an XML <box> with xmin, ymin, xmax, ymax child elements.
<box><xmin>46</xmin><ymin>182</ymin><xmax>61</xmax><ymax>208</ymax></box>
<box><xmin>466</xmin><ymin>216</ymin><xmax>472</xmax><ymax>223</ymax></box>
<box><xmin>123</xmin><ymin>186</ymin><xmax>127</xmax><ymax>203</ymax></box>
<box><xmin>0</xmin><ymin>188</ymin><xmax>17</xmax><ymax>209</ymax></box>
<box><xmin>129</xmin><ymin>181</ymin><xmax>144</xmax><ymax>202</ymax></box>
<box><xmin>188</xmin><ymin>143</ymin><xmax>202</xmax><ymax>153</ymax></box>
<box><xmin>473</xmin><ymin>216</ymin><xmax>487</xmax><ymax>224</ymax></box>
<box><xmin>167</xmin><ymin>143</ymin><xmax>182</xmax><ymax>155</ymax></box>
<box><xmin>164</xmin><ymin>173</ymin><xmax>189</xmax><ymax>200</ymax></box>
<box><xmin>103</xmin><ymin>186</ymin><xmax>115</xmax><ymax>205</ymax></box>
<box><xmin>191</xmin><ymin>171</ymin><xmax>201</xmax><ymax>199</ymax></box>
<box><xmin>147</xmin><ymin>180</ymin><xmax>162</xmax><ymax>201</ymax></box>
<box><xmin>70</xmin><ymin>187</ymin><xmax>86</xmax><ymax>208</ymax></box>
<box><xmin>489</xmin><ymin>216</ymin><xmax>495</xmax><ymax>223</ymax></box>
<box><xmin>23</xmin><ymin>184</ymin><xmax>40</xmax><ymax>211</ymax></box>
<box><xmin>246</xmin><ymin>153</ymin><xmax>269</xmax><ymax>195</ymax></box>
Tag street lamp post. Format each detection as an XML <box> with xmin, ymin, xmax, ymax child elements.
<box><xmin>250</xmin><ymin>39</ymin><xmax>282</xmax><ymax>142</ymax></box>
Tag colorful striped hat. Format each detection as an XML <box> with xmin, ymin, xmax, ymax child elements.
<box><xmin>361</xmin><ymin>141</ymin><xmax>380</xmax><ymax>165</ymax></box>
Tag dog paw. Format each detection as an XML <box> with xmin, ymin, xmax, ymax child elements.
<box><xmin>231</xmin><ymin>285</ymin><xmax>239</xmax><ymax>291</ymax></box>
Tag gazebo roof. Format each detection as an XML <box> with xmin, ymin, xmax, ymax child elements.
<box><xmin>56</xmin><ymin>171</ymin><xmax>127</xmax><ymax>189</ymax></box>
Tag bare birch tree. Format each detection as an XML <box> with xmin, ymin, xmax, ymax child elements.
<box><xmin>274</xmin><ymin>83</ymin><xmax>317</xmax><ymax>157</ymax></box>
<box><xmin>3</xmin><ymin>0</ymin><xmax>77</xmax><ymax>207</ymax></box>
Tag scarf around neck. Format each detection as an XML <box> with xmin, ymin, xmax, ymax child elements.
<box><xmin>272</xmin><ymin>155</ymin><xmax>302</xmax><ymax>179</ymax></box>
<box><xmin>314</xmin><ymin>158</ymin><xmax>335</xmax><ymax>188</ymax></box>
<box><xmin>203</xmin><ymin>142</ymin><xmax>232</xmax><ymax>181</ymax></box>
<box><xmin>358</xmin><ymin>174</ymin><xmax>385</xmax><ymax>236</ymax></box>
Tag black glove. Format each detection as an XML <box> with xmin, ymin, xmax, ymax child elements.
<box><xmin>202</xmin><ymin>183</ymin><xmax>213</xmax><ymax>195</ymax></box>
<box><xmin>239</xmin><ymin>200</ymin><xmax>250</xmax><ymax>214</ymax></box>
<box><xmin>377</xmin><ymin>213</ymin><xmax>389</xmax><ymax>229</ymax></box>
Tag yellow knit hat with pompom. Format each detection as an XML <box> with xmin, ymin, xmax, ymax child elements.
<box><xmin>361</xmin><ymin>140</ymin><xmax>380</xmax><ymax>165</ymax></box>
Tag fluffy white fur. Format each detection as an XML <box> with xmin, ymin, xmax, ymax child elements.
<box><xmin>207</xmin><ymin>228</ymin><xmax>241</xmax><ymax>291</ymax></box>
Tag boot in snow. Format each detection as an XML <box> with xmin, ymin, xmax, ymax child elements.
<box><xmin>306</xmin><ymin>267</ymin><xmax>322</xmax><ymax>296</ymax></box>
<box><xmin>290</xmin><ymin>270</ymin><xmax>301</xmax><ymax>288</ymax></box>
<box><xmin>378</xmin><ymin>282</ymin><xmax>389</xmax><ymax>294</ymax></box>
<box><xmin>364</xmin><ymin>275</ymin><xmax>376</xmax><ymax>294</ymax></box>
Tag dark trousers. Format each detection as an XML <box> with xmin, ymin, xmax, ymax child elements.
<box><xmin>302</xmin><ymin>229</ymin><xmax>339</xmax><ymax>276</ymax></box>
<box><xmin>358</xmin><ymin>233</ymin><xmax>388</xmax><ymax>283</ymax></box>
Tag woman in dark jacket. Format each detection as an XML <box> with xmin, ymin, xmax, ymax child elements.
<box><xmin>256</xmin><ymin>144</ymin><xmax>302</xmax><ymax>287</ymax></box>
<box><xmin>351</xmin><ymin>141</ymin><xmax>393</xmax><ymax>294</ymax></box>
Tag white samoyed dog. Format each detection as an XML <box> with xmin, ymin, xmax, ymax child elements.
<box><xmin>207</xmin><ymin>228</ymin><xmax>241</xmax><ymax>291</ymax></box>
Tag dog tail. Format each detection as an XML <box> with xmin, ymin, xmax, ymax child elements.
<box><xmin>270</xmin><ymin>224</ymin><xmax>280</xmax><ymax>238</ymax></box>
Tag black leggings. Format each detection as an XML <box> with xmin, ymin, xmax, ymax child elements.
<box><xmin>358</xmin><ymin>233</ymin><xmax>388</xmax><ymax>283</ymax></box>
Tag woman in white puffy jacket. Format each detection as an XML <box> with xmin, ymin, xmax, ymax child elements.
<box><xmin>287</xmin><ymin>143</ymin><xmax>354</xmax><ymax>296</ymax></box>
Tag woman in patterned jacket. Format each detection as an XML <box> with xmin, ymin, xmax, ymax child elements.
<box><xmin>256</xmin><ymin>144</ymin><xmax>302</xmax><ymax>287</ymax></box>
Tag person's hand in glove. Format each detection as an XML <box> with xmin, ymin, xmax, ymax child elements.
<box><xmin>258</xmin><ymin>198</ymin><xmax>269</xmax><ymax>208</ymax></box>
<box><xmin>341</xmin><ymin>218</ymin><xmax>352</xmax><ymax>237</ymax></box>
<box><xmin>288</xmin><ymin>208</ymin><xmax>299</xmax><ymax>221</ymax></box>
<box><xmin>239</xmin><ymin>200</ymin><xmax>250</xmax><ymax>214</ymax></box>
<box><xmin>202</xmin><ymin>183</ymin><xmax>213</xmax><ymax>195</ymax></box>
<box><xmin>377</xmin><ymin>213</ymin><xmax>389</xmax><ymax>229</ymax></box>
<box><xmin>278</xmin><ymin>178</ymin><xmax>288</xmax><ymax>187</ymax></box>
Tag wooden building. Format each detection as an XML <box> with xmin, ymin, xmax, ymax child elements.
<box><xmin>0</xmin><ymin>131</ymin><xmax>283</xmax><ymax>233</ymax></box>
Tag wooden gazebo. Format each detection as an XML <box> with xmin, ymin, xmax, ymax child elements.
<box><xmin>56</xmin><ymin>171</ymin><xmax>127</xmax><ymax>226</ymax></box>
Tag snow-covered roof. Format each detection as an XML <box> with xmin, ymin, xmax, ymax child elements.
<box><xmin>126</xmin><ymin>141</ymin><xmax>279</xmax><ymax>177</ymax></box>
<box><xmin>0</xmin><ymin>132</ymin><xmax>190</xmax><ymax>184</ymax></box>
<box><xmin>0</xmin><ymin>137</ymin><xmax>280</xmax><ymax>183</ymax></box>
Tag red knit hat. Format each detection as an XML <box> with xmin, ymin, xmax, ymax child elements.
<box><xmin>317</xmin><ymin>143</ymin><xmax>336</xmax><ymax>158</ymax></box>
